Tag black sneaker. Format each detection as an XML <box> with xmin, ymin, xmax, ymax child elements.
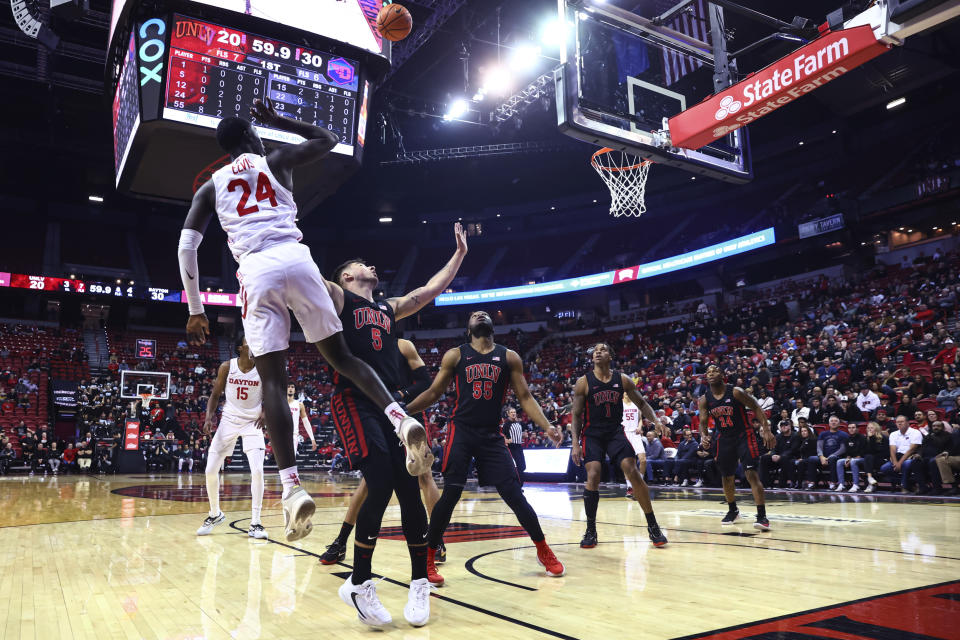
<box><xmin>319</xmin><ymin>540</ymin><xmax>347</xmax><ymax>565</ymax></box>
<box><xmin>648</xmin><ymin>524</ymin><xmax>668</xmax><ymax>547</ymax></box>
<box><xmin>721</xmin><ymin>509</ymin><xmax>741</xmax><ymax>526</ymax></box>
<box><xmin>248</xmin><ymin>523</ymin><xmax>268</xmax><ymax>539</ymax></box>
<box><xmin>580</xmin><ymin>529</ymin><xmax>598</xmax><ymax>549</ymax></box>
<box><xmin>754</xmin><ymin>515</ymin><xmax>771</xmax><ymax>531</ymax></box>
<box><xmin>435</xmin><ymin>539</ymin><xmax>447</xmax><ymax>564</ymax></box>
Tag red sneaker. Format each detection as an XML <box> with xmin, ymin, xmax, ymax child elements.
<box><xmin>426</xmin><ymin>547</ymin><xmax>445</xmax><ymax>586</ymax></box>
<box><xmin>536</xmin><ymin>543</ymin><xmax>565</xmax><ymax>577</ymax></box>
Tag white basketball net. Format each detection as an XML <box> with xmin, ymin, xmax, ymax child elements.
<box><xmin>591</xmin><ymin>148</ymin><xmax>652</xmax><ymax>217</ymax></box>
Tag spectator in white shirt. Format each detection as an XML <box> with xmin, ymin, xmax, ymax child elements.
<box><xmin>880</xmin><ymin>415</ymin><xmax>923</xmax><ymax>493</ymax></box>
<box><xmin>791</xmin><ymin>399</ymin><xmax>810</xmax><ymax>427</ymax></box>
<box><xmin>855</xmin><ymin>384</ymin><xmax>881</xmax><ymax>417</ymax></box>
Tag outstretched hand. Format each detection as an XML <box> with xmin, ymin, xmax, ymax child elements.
<box><xmin>453</xmin><ymin>222</ymin><xmax>468</xmax><ymax>255</ymax></box>
<box><xmin>251</xmin><ymin>97</ymin><xmax>282</xmax><ymax>127</ymax></box>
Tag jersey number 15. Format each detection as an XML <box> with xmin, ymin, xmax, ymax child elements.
<box><xmin>228</xmin><ymin>171</ymin><xmax>278</xmax><ymax>216</ymax></box>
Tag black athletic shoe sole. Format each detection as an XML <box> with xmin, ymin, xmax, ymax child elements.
<box><xmin>319</xmin><ymin>543</ymin><xmax>347</xmax><ymax>565</ymax></box>
<box><xmin>754</xmin><ymin>519</ymin><xmax>771</xmax><ymax>531</ymax></box>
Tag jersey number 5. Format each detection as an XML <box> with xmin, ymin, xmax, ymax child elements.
<box><xmin>371</xmin><ymin>328</ymin><xmax>382</xmax><ymax>351</ymax></box>
<box><xmin>227</xmin><ymin>172</ymin><xmax>278</xmax><ymax>216</ymax></box>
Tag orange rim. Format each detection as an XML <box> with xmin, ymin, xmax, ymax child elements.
<box><xmin>591</xmin><ymin>147</ymin><xmax>652</xmax><ymax>172</ymax></box>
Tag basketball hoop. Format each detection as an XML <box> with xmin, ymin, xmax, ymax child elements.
<box><xmin>133</xmin><ymin>393</ymin><xmax>153</xmax><ymax>419</ymax></box>
<box><xmin>591</xmin><ymin>148</ymin><xmax>652</xmax><ymax>218</ymax></box>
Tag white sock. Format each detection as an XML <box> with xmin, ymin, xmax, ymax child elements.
<box><xmin>279</xmin><ymin>465</ymin><xmax>300</xmax><ymax>498</ymax></box>
<box><xmin>205</xmin><ymin>471</ymin><xmax>220</xmax><ymax>517</ymax></box>
<box><xmin>247</xmin><ymin>448</ymin><xmax>265</xmax><ymax>525</ymax></box>
<box><xmin>384</xmin><ymin>401</ymin><xmax>409</xmax><ymax>433</ymax></box>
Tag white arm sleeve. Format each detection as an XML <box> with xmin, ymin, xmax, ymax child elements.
<box><xmin>301</xmin><ymin>405</ymin><xmax>315</xmax><ymax>442</ymax></box>
<box><xmin>178</xmin><ymin>228</ymin><xmax>205</xmax><ymax>316</ymax></box>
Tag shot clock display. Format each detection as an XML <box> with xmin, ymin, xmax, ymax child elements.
<box><xmin>163</xmin><ymin>15</ymin><xmax>359</xmax><ymax>155</ymax></box>
<box><xmin>136</xmin><ymin>339</ymin><xmax>157</xmax><ymax>359</ymax></box>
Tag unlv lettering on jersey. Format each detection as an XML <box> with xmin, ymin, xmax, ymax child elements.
<box><xmin>353</xmin><ymin>307</ymin><xmax>392</xmax><ymax>333</ymax></box>
<box><xmin>228</xmin><ymin>377</ymin><xmax>259</xmax><ymax>387</ymax></box>
<box><xmin>593</xmin><ymin>390</ymin><xmax>620</xmax><ymax>405</ymax></box>
<box><xmin>465</xmin><ymin>363</ymin><xmax>502</xmax><ymax>383</ymax></box>
<box><xmin>710</xmin><ymin>405</ymin><xmax>734</xmax><ymax>418</ymax></box>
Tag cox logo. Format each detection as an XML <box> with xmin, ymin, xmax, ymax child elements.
<box><xmin>138</xmin><ymin>18</ymin><xmax>166</xmax><ymax>86</ymax></box>
<box><xmin>714</xmin><ymin>95</ymin><xmax>742</xmax><ymax>120</ymax></box>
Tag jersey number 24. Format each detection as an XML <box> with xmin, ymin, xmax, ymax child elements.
<box><xmin>228</xmin><ymin>172</ymin><xmax>278</xmax><ymax>216</ymax></box>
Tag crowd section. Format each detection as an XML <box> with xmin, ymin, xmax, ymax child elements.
<box><xmin>3</xmin><ymin>247</ymin><xmax>960</xmax><ymax>495</ymax></box>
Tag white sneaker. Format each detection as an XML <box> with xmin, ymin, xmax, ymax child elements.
<box><xmin>397</xmin><ymin>416</ymin><xmax>434</xmax><ymax>476</ymax></box>
<box><xmin>404</xmin><ymin>577</ymin><xmax>431</xmax><ymax>627</ymax></box>
<box><xmin>693</xmin><ymin>479</ymin><xmax>703</xmax><ymax>487</ymax></box>
<box><xmin>864</xmin><ymin>484</ymin><xmax>875</xmax><ymax>493</ymax></box>
<box><xmin>680</xmin><ymin>479</ymin><xmax>689</xmax><ymax>487</ymax></box>
<box><xmin>833</xmin><ymin>484</ymin><xmax>845</xmax><ymax>492</ymax></box>
<box><xmin>339</xmin><ymin>576</ymin><xmax>392</xmax><ymax>627</ymax></box>
<box><xmin>248</xmin><ymin>523</ymin><xmax>268</xmax><ymax>539</ymax></box>
<box><xmin>828</xmin><ymin>483</ymin><xmax>836</xmax><ymax>491</ymax></box>
<box><xmin>805</xmin><ymin>482</ymin><xmax>815</xmax><ymax>490</ymax></box>
<box><xmin>867</xmin><ymin>476</ymin><xmax>878</xmax><ymax>486</ymax></box>
<box><xmin>196</xmin><ymin>512</ymin><xmax>225</xmax><ymax>535</ymax></box>
<box><xmin>847</xmin><ymin>485</ymin><xmax>860</xmax><ymax>493</ymax></box>
<box><xmin>281</xmin><ymin>485</ymin><xmax>316</xmax><ymax>542</ymax></box>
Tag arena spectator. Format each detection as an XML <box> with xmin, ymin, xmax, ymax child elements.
<box><xmin>881</xmin><ymin>416</ymin><xmax>923</xmax><ymax>493</ymax></box>
<box><xmin>794</xmin><ymin>424</ymin><xmax>819</xmax><ymax>488</ymax></box>
<box><xmin>644</xmin><ymin>431</ymin><xmax>667</xmax><ymax>483</ymax></box>
<box><xmin>897</xmin><ymin>394</ymin><xmax>919</xmax><ymax>418</ymax></box>
<box><xmin>937</xmin><ymin>378</ymin><xmax>959</xmax><ymax>410</ymax></box>
<box><xmin>0</xmin><ymin>442</ymin><xmax>16</xmax><ymax>475</ymax></box>
<box><xmin>934</xmin><ymin>427</ymin><xmax>960</xmax><ymax>494</ymax></box>
<box><xmin>691</xmin><ymin>436</ymin><xmax>716</xmax><ymax>487</ymax></box>
<box><xmin>862</xmin><ymin>422</ymin><xmax>887</xmax><ymax>492</ymax></box>
<box><xmin>669</xmin><ymin>428</ymin><xmax>699</xmax><ymax>486</ymax></box>
<box><xmin>810</xmin><ymin>417</ymin><xmax>850</xmax><ymax>490</ymax></box>
<box><xmin>759</xmin><ymin>420</ymin><xmax>801</xmax><ymax>488</ymax></box>
<box><xmin>791</xmin><ymin>399</ymin><xmax>810</xmax><ymax>426</ymax></box>
<box><xmin>836</xmin><ymin>422</ymin><xmax>868</xmax><ymax>492</ymax></box>
<box><xmin>807</xmin><ymin>397</ymin><xmax>825</xmax><ymax>425</ymax></box>
<box><xmin>855</xmin><ymin>384</ymin><xmax>881</xmax><ymax>417</ymax></box>
<box><xmin>47</xmin><ymin>442</ymin><xmax>61</xmax><ymax>475</ymax></box>
<box><xmin>61</xmin><ymin>443</ymin><xmax>77</xmax><ymax>473</ymax></box>
<box><xmin>918</xmin><ymin>421</ymin><xmax>952</xmax><ymax>493</ymax></box>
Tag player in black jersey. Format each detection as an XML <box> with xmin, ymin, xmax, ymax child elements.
<box><xmin>319</xmin><ymin>338</ymin><xmax>446</xmax><ymax>565</ymax></box>
<box><xmin>570</xmin><ymin>343</ymin><xmax>669</xmax><ymax>548</ymax></box>
<box><xmin>698</xmin><ymin>364</ymin><xmax>776</xmax><ymax>530</ymax></box>
<box><xmin>325</xmin><ymin>223</ymin><xmax>468</xmax><ymax>628</ymax></box>
<box><xmin>406</xmin><ymin>311</ymin><xmax>566</xmax><ymax>587</ymax></box>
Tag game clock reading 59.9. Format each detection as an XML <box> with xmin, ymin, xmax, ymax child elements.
<box><xmin>163</xmin><ymin>15</ymin><xmax>360</xmax><ymax>154</ymax></box>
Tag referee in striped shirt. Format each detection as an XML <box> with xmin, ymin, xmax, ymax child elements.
<box><xmin>504</xmin><ymin>407</ymin><xmax>526</xmax><ymax>485</ymax></box>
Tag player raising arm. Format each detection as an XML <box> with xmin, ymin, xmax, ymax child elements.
<box><xmin>179</xmin><ymin>97</ymin><xmax>427</xmax><ymax>544</ymax></box>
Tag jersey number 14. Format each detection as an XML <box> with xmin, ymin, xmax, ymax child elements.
<box><xmin>228</xmin><ymin>172</ymin><xmax>278</xmax><ymax>216</ymax></box>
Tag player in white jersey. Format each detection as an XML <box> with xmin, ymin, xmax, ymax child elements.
<box><xmin>179</xmin><ymin>97</ymin><xmax>430</xmax><ymax>542</ymax></box>
<box><xmin>197</xmin><ymin>338</ymin><xmax>268</xmax><ymax>539</ymax></box>
<box><xmin>287</xmin><ymin>384</ymin><xmax>316</xmax><ymax>455</ymax></box>
<box><xmin>623</xmin><ymin>395</ymin><xmax>648</xmax><ymax>470</ymax></box>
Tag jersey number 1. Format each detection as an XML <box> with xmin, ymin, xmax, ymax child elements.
<box><xmin>228</xmin><ymin>172</ymin><xmax>278</xmax><ymax>216</ymax></box>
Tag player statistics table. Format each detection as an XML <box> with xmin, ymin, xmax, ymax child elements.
<box><xmin>162</xmin><ymin>15</ymin><xmax>360</xmax><ymax>156</ymax></box>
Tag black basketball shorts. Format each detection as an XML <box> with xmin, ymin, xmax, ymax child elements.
<box><xmin>441</xmin><ymin>422</ymin><xmax>518</xmax><ymax>488</ymax></box>
<box><xmin>716</xmin><ymin>428</ymin><xmax>761</xmax><ymax>477</ymax></box>
<box><xmin>581</xmin><ymin>427</ymin><xmax>636</xmax><ymax>468</ymax></box>
<box><xmin>331</xmin><ymin>389</ymin><xmax>396</xmax><ymax>469</ymax></box>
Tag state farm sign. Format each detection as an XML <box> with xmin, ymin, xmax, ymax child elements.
<box><xmin>668</xmin><ymin>26</ymin><xmax>890</xmax><ymax>150</ymax></box>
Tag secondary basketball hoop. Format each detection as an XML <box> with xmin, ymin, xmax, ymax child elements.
<box><xmin>591</xmin><ymin>148</ymin><xmax>652</xmax><ymax>218</ymax></box>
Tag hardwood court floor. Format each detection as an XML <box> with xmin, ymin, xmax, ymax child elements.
<box><xmin>0</xmin><ymin>472</ymin><xmax>958</xmax><ymax>639</ymax></box>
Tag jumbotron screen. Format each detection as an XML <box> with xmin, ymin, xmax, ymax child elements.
<box><xmin>163</xmin><ymin>15</ymin><xmax>360</xmax><ymax>155</ymax></box>
<box><xmin>110</xmin><ymin>0</ymin><xmax>385</xmax><ymax>56</ymax></box>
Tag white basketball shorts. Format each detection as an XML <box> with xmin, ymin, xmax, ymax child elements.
<box><xmin>209</xmin><ymin>415</ymin><xmax>266</xmax><ymax>457</ymax></box>
<box><xmin>624</xmin><ymin>428</ymin><xmax>647</xmax><ymax>458</ymax></box>
<box><xmin>236</xmin><ymin>242</ymin><xmax>343</xmax><ymax>357</ymax></box>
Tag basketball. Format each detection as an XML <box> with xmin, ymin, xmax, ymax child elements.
<box><xmin>377</xmin><ymin>3</ymin><xmax>413</xmax><ymax>42</ymax></box>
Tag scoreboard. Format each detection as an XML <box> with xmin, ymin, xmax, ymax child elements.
<box><xmin>108</xmin><ymin>1</ymin><xmax>388</xmax><ymax>203</ymax></box>
<box><xmin>164</xmin><ymin>16</ymin><xmax>359</xmax><ymax>155</ymax></box>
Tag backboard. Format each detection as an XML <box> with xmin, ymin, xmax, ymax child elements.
<box><xmin>120</xmin><ymin>371</ymin><xmax>171</xmax><ymax>401</ymax></box>
<box><xmin>555</xmin><ymin>0</ymin><xmax>752</xmax><ymax>183</ymax></box>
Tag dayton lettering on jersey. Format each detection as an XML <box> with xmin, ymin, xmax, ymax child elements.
<box><xmin>353</xmin><ymin>307</ymin><xmax>392</xmax><ymax>333</ymax></box>
<box><xmin>465</xmin><ymin>363</ymin><xmax>502</xmax><ymax>384</ymax></box>
<box><xmin>592</xmin><ymin>390</ymin><xmax>620</xmax><ymax>406</ymax></box>
<box><xmin>228</xmin><ymin>377</ymin><xmax>259</xmax><ymax>387</ymax></box>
